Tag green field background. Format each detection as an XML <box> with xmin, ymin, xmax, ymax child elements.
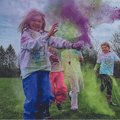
<box><xmin>0</xmin><ymin>64</ymin><xmax>120</xmax><ymax>119</ymax></box>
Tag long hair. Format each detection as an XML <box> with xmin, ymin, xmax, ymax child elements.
<box><xmin>18</xmin><ymin>9</ymin><xmax>46</xmax><ymax>34</ymax></box>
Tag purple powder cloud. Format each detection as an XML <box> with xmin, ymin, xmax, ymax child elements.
<box><xmin>46</xmin><ymin>0</ymin><xmax>120</xmax><ymax>48</ymax></box>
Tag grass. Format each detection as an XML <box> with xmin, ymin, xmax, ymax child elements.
<box><xmin>0</xmin><ymin>78</ymin><xmax>23</xmax><ymax>119</ymax></box>
<box><xmin>1</xmin><ymin>65</ymin><xmax>120</xmax><ymax>119</ymax></box>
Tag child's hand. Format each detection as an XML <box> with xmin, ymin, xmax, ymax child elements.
<box><xmin>48</xmin><ymin>23</ymin><xmax>58</xmax><ymax>37</ymax></box>
<box><xmin>80</xmin><ymin>57</ymin><xmax>84</xmax><ymax>63</ymax></box>
<box><xmin>49</xmin><ymin>55</ymin><xmax>59</xmax><ymax>64</ymax></box>
<box><xmin>72</xmin><ymin>42</ymin><xmax>83</xmax><ymax>50</ymax></box>
<box><xmin>117</xmin><ymin>60</ymin><xmax>120</xmax><ymax>63</ymax></box>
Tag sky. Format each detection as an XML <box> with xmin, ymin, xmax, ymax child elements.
<box><xmin>0</xmin><ymin>0</ymin><xmax>120</xmax><ymax>54</ymax></box>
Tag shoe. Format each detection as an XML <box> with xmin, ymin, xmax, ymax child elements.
<box><xmin>56</xmin><ymin>104</ymin><xmax>63</xmax><ymax>111</ymax></box>
<box><xmin>68</xmin><ymin>92</ymin><xmax>71</xmax><ymax>101</ymax></box>
<box><xmin>109</xmin><ymin>102</ymin><xmax>118</xmax><ymax>106</ymax></box>
<box><xmin>45</xmin><ymin>109</ymin><xmax>51</xmax><ymax>118</ymax></box>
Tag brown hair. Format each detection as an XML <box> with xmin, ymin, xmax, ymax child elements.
<box><xmin>101</xmin><ymin>42</ymin><xmax>111</xmax><ymax>52</ymax></box>
<box><xmin>101</xmin><ymin>42</ymin><xmax>110</xmax><ymax>48</ymax></box>
<box><xmin>18</xmin><ymin>9</ymin><xmax>46</xmax><ymax>34</ymax></box>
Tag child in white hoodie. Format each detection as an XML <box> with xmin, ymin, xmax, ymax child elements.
<box><xmin>18</xmin><ymin>9</ymin><xmax>83</xmax><ymax>119</ymax></box>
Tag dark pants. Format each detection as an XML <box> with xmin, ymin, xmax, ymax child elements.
<box><xmin>100</xmin><ymin>74</ymin><xmax>113</xmax><ymax>95</ymax></box>
<box><xmin>22</xmin><ymin>71</ymin><xmax>54</xmax><ymax>119</ymax></box>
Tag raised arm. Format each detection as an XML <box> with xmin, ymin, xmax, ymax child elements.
<box><xmin>48</xmin><ymin>23</ymin><xmax>83</xmax><ymax>50</ymax></box>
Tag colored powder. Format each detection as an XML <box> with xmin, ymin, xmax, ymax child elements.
<box><xmin>81</xmin><ymin>63</ymin><xmax>115</xmax><ymax>116</ymax></box>
<box><xmin>110</xmin><ymin>76</ymin><xmax>120</xmax><ymax>105</ymax></box>
<box><xmin>47</xmin><ymin>0</ymin><xmax>92</xmax><ymax>47</ymax></box>
<box><xmin>46</xmin><ymin>0</ymin><xmax>120</xmax><ymax>47</ymax></box>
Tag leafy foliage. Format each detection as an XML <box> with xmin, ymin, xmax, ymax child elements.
<box><xmin>110</xmin><ymin>27</ymin><xmax>120</xmax><ymax>78</ymax></box>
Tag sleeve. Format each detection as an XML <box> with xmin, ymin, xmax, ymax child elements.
<box><xmin>75</xmin><ymin>50</ymin><xmax>83</xmax><ymax>61</ymax></box>
<box><xmin>75</xmin><ymin>50</ymin><xmax>83</xmax><ymax>57</ymax></box>
<box><xmin>114</xmin><ymin>53</ymin><xmax>120</xmax><ymax>61</ymax></box>
<box><xmin>21</xmin><ymin>31</ymin><xmax>49</xmax><ymax>52</ymax></box>
<box><xmin>94</xmin><ymin>63</ymin><xmax>100</xmax><ymax>71</ymax></box>
<box><xmin>97</xmin><ymin>55</ymin><xmax>101</xmax><ymax>64</ymax></box>
<box><xmin>48</xmin><ymin>36</ymin><xmax>73</xmax><ymax>49</ymax></box>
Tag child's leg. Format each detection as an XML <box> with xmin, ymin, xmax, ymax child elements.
<box><xmin>100</xmin><ymin>74</ymin><xmax>107</xmax><ymax>92</ymax></box>
<box><xmin>102</xmin><ymin>75</ymin><xmax>117</xmax><ymax>106</ymax></box>
<box><xmin>49</xmin><ymin>72</ymin><xmax>57</xmax><ymax>104</ymax></box>
<box><xmin>55</xmin><ymin>72</ymin><xmax>67</xmax><ymax>104</ymax></box>
<box><xmin>22</xmin><ymin>72</ymin><xmax>40</xmax><ymax>119</ymax></box>
<box><xmin>106</xmin><ymin>75</ymin><xmax>113</xmax><ymax>95</ymax></box>
<box><xmin>45</xmin><ymin>107</ymin><xmax>51</xmax><ymax>118</ymax></box>
<box><xmin>22</xmin><ymin>71</ymin><xmax>54</xmax><ymax>119</ymax></box>
<box><xmin>106</xmin><ymin>75</ymin><xmax>113</xmax><ymax>102</ymax></box>
<box><xmin>67</xmin><ymin>76</ymin><xmax>78</xmax><ymax>110</ymax></box>
<box><xmin>70</xmin><ymin>88</ymin><xmax>78</xmax><ymax>110</ymax></box>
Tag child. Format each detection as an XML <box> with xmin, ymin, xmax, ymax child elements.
<box><xmin>18</xmin><ymin>9</ymin><xmax>83</xmax><ymax>119</ymax></box>
<box><xmin>49</xmin><ymin>47</ymin><xmax>67</xmax><ymax>110</ymax></box>
<box><xmin>61</xmin><ymin>49</ymin><xmax>84</xmax><ymax>110</ymax></box>
<box><xmin>45</xmin><ymin>47</ymin><xmax>67</xmax><ymax>118</ymax></box>
<box><xmin>94</xmin><ymin>42</ymin><xmax>120</xmax><ymax>106</ymax></box>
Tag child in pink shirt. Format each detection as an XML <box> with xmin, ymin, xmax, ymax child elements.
<box><xmin>49</xmin><ymin>47</ymin><xmax>67</xmax><ymax>110</ymax></box>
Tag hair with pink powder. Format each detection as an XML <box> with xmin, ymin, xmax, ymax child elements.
<box><xmin>18</xmin><ymin>9</ymin><xmax>46</xmax><ymax>34</ymax></box>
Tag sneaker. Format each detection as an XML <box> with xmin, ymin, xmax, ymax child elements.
<box><xmin>56</xmin><ymin>104</ymin><xmax>63</xmax><ymax>111</ymax></box>
<box><xmin>68</xmin><ymin>92</ymin><xmax>71</xmax><ymax>101</ymax></box>
<box><xmin>45</xmin><ymin>109</ymin><xmax>51</xmax><ymax>118</ymax></box>
<box><xmin>109</xmin><ymin>102</ymin><xmax>118</xmax><ymax>106</ymax></box>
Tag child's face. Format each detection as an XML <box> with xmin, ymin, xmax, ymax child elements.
<box><xmin>101</xmin><ymin>45</ymin><xmax>110</xmax><ymax>54</ymax></box>
<box><xmin>30</xmin><ymin>16</ymin><xmax>43</xmax><ymax>32</ymax></box>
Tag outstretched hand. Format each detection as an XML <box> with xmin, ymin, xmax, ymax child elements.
<box><xmin>49</xmin><ymin>55</ymin><xmax>59</xmax><ymax>64</ymax></box>
<box><xmin>80</xmin><ymin>57</ymin><xmax>84</xmax><ymax>63</ymax></box>
<box><xmin>72</xmin><ymin>42</ymin><xmax>83</xmax><ymax>50</ymax></box>
<box><xmin>48</xmin><ymin>23</ymin><xmax>58</xmax><ymax>37</ymax></box>
<box><xmin>117</xmin><ymin>60</ymin><xmax>120</xmax><ymax>63</ymax></box>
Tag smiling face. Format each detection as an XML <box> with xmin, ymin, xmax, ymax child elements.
<box><xmin>30</xmin><ymin>16</ymin><xmax>43</xmax><ymax>32</ymax></box>
<box><xmin>101</xmin><ymin>45</ymin><xmax>110</xmax><ymax>54</ymax></box>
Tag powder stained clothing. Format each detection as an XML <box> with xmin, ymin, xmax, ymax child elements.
<box><xmin>97</xmin><ymin>52</ymin><xmax>119</xmax><ymax>75</ymax></box>
<box><xmin>50</xmin><ymin>49</ymin><xmax>64</xmax><ymax>72</ymax></box>
<box><xmin>49</xmin><ymin>72</ymin><xmax>67</xmax><ymax>104</ymax></box>
<box><xmin>61</xmin><ymin>49</ymin><xmax>84</xmax><ymax>109</ymax></box>
<box><xmin>99</xmin><ymin>74</ymin><xmax>113</xmax><ymax>95</ymax></box>
<box><xmin>20</xmin><ymin>29</ymin><xmax>73</xmax><ymax>79</ymax></box>
<box><xmin>22</xmin><ymin>71</ymin><xmax>53</xmax><ymax>119</ymax></box>
<box><xmin>20</xmin><ymin>29</ymin><xmax>73</xmax><ymax>119</ymax></box>
<box><xmin>49</xmin><ymin>48</ymin><xmax>67</xmax><ymax>104</ymax></box>
<box><xmin>96</xmin><ymin>52</ymin><xmax>120</xmax><ymax>96</ymax></box>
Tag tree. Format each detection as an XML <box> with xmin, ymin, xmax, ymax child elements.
<box><xmin>0</xmin><ymin>46</ymin><xmax>7</xmax><ymax>77</ymax></box>
<box><xmin>109</xmin><ymin>26</ymin><xmax>120</xmax><ymax>78</ymax></box>
<box><xmin>110</xmin><ymin>26</ymin><xmax>120</xmax><ymax>57</ymax></box>
<box><xmin>81</xmin><ymin>47</ymin><xmax>98</xmax><ymax>66</ymax></box>
<box><xmin>5</xmin><ymin>44</ymin><xmax>17</xmax><ymax>77</ymax></box>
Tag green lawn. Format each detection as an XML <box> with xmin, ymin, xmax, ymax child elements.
<box><xmin>0</xmin><ymin>68</ymin><xmax>120</xmax><ymax>119</ymax></box>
